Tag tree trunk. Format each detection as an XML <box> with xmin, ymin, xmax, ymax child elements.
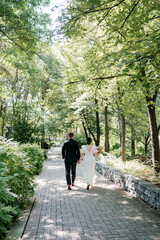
<box><xmin>131</xmin><ymin>126</ymin><xmax>135</xmax><ymax>156</ymax></box>
<box><xmin>41</xmin><ymin>90</ymin><xmax>45</xmax><ymax>146</ymax></box>
<box><xmin>1</xmin><ymin>116</ymin><xmax>6</xmax><ymax>137</ymax></box>
<box><xmin>104</xmin><ymin>105</ymin><xmax>109</xmax><ymax>152</ymax></box>
<box><xmin>82</xmin><ymin>121</ymin><xmax>88</xmax><ymax>139</ymax></box>
<box><xmin>121</xmin><ymin>113</ymin><xmax>126</xmax><ymax>162</ymax></box>
<box><xmin>88</xmin><ymin>126</ymin><xmax>97</xmax><ymax>145</ymax></box>
<box><xmin>144</xmin><ymin>133</ymin><xmax>150</xmax><ymax>155</ymax></box>
<box><xmin>146</xmin><ymin>92</ymin><xmax>160</xmax><ymax>173</ymax></box>
<box><xmin>95</xmin><ymin>99</ymin><xmax>100</xmax><ymax>146</ymax></box>
<box><xmin>139</xmin><ymin>69</ymin><xmax>160</xmax><ymax>173</ymax></box>
<box><xmin>144</xmin><ymin>138</ymin><xmax>148</xmax><ymax>155</ymax></box>
<box><xmin>118</xmin><ymin>112</ymin><xmax>122</xmax><ymax>148</ymax></box>
<box><xmin>83</xmin><ymin>114</ymin><xmax>97</xmax><ymax>144</ymax></box>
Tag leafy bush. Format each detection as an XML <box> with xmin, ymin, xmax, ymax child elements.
<box><xmin>0</xmin><ymin>140</ymin><xmax>35</xmax><ymax>208</ymax></box>
<box><xmin>0</xmin><ymin>203</ymin><xmax>20</xmax><ymax>240</ymax></box>
<box><xmin>0</xmin><ymin>137</ymin><xmax>45</xmax><ymax>238</ymax></box>
<box><xmin>0</xmin><ymin>161</ymin><xmax>21</xmax><ymax>239</ymax></box>
<box><xmin>20</xmin><ymin>144</ymin><xmax>45</xmax><ymax>175</ymax></box>
<box><xmin>73</xmin><ymin>134</ymin><xmax>87</xmax><ymax>148</ymax></box>
<box><xmin>43</xmin><ymin>150</ymin><xmax>48</xmax><ymax>160</ymax></box>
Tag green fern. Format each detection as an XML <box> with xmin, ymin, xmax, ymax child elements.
<box><xmin>0</xmin><ymin>137</ymin><xmax>45</xmax><ymax>238</ymax></box>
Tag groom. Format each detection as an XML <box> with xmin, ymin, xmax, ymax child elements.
<box><xmin>62</xmin><ymin>132</ymin><xmax>80</xmax><ymax>190</ymax></box>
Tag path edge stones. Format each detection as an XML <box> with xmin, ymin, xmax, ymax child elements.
<box><xmin>96</xmin><ymin>161</ymin><xmax>160</xmax><ymax>212</ymax></box>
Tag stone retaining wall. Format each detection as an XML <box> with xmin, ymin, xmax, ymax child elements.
<box><xmin>95</xmin><ymin>161</ymin><xmax>160</xmax><ymax>212</ymax></box>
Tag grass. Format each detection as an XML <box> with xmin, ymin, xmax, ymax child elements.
<box><xmin>98</xmin><ymin>153</ymin><xmax>160</xmax><ymax>187</ymax></box>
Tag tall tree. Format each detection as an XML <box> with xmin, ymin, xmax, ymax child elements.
<box><xmin>59</xmin><ymin>0</ymin><xmax>160</xmax><ymax>173</ymax></box>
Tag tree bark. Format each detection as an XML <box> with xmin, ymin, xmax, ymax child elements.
<box><xmin>144</xmin><ymin>138</ymin><xmax>148</xmax><ymax>155</ymax></box>
<box><xmin>118</xmin><ymin>112</ymin><xmax>122</xmax><ymax>146</ymax></box>
<box><xmin>88</xmin><ymin>125</ymin><xmax>97</xmax><ymax>144</ymax></box>
<box><xmin>83</xmin><ymin>113</ymin><xmax>97</xmax><ymax>144</ymax></box>
<box><xmin>144</xmin><ymin>133</ymin><xmax>150</xmax><ymax>155</ymax></box>
<box><xmin>131</xmin><ymin>126</ymin><xmax>135</xmax><ymax>156</ymax></box>
<box><xmin>82</xmin><ymin>121</ymin><xmax>88</xmax><ymax>139</ymax></box>
<box><xmin>139</xmin><ymin>68</ymin><xmax>160</xmax><ymax>173</ymax></box>
<box><xmin>95</xmin><ymin>99</ymin><xmax>100</xmax><ymax>146</ymax></box>
<box><xmin>146</xmin><ymin>91</ymin><xmax>160</xmax><ymax>173</ymax></box>
<box><xmin>121</xmin><ymin>113</ymin><xmax>126</xmax><ymax>162</ymax></box>
<box><xmin>1</xmin><ymin>106</ymin><xmax>6</xmax><ymax>136</ymax></box>
<box><xmin>104</xmin><ymin>105</ymin><xmax>109</xmax><ymax>152</ymax></box>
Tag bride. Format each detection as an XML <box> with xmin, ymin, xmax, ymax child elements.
<box><xmin>79</xmin><ymin>137</ymin><xmax>99</xmax><ymax>190</ymax></box>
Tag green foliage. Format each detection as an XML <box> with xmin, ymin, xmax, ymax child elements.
<box><xmin>43</xmin><ymin>150</ymin><xmax>48</xmax><ymax>160</ymax></box>
<box><xmin>11</xmin><ymin>102</ymin><xmax>38</xmax><ymax>143</ymax></box>
<box><xmin>0</xmin><ymin>0</ymin><xmax>62</xmax><ymax>145</ymax></box>
<box><xmin>0</xmin><ymin>203</ymin><xmax>20</xmax><ymax>240</ymax></box>
<box><xmin>74</xmin><ymin>134</ymin><xmax>86</xmax><ymax>148</ymax></box>
<box><xmin>0</xmin><ymin>0</ymin><xmax>52</xmax><ymax>52</ymax></box>
<box><xmin>0</xmin><ymin>161</ymin><xmax>21</xmax><ymax>239</ymax></box>
<box><xmin>57</xmin><ymin>0</ymin><xmax>160</xmax><ymax>171</ymax></box>
<box><xmin>110</xmin><ymin>143</ymin><xmax>121</xmax><ymax>157</ymax></box>
<box><xmin>20</xmin><ymin>144</ymin><xmax>45</xmax><ymax>174</ymax></box>
<box><xmin>99</xmin><ymin>153</ymin><xmax>160</xmax><ymax>186</ymax></box>
<box><xmin>0</xmin><ymin>139</ymin><xmax>35</xmax><ymax>208</ymax></box>
<box><xmin>0</xmin><ymin>48</ymin><xmax>62</xmax><ymax>143</ymax></box>
<box><xmin>0</xmin><ymin>137</ymin><xmax>45</xmax><ymax>238</ymax></box>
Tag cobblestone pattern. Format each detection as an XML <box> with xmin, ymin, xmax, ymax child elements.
<box><xmin>95</xmin><ymin>162</ymin><xmax>160</xmax><ymax>212</ymax></box>
<box><xmin>22</xmin><ymin>147</ymin><xmax>160</xmax><ymax>240</ymax></box>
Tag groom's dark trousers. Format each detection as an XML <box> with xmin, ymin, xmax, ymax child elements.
<box><xmin>62</xmin><ymin>139</ymin><xmax>80</xmax><ymax>186</ymax></box>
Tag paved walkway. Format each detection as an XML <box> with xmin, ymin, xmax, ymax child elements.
<box><xmin>22</xmin><ymin>147</ymin><xmax>160</xmax><ymax>240</ymax></box>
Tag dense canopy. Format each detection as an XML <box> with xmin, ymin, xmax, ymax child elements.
<box><xmin>0</xmin><ymin>0</ymin><xmax>160</xmax><ymax>172</ymax></box>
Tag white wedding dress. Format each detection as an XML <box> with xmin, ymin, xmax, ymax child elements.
<box><xmin>81</xmin><ymin>145</ymin><xmax>98</xmax><ymax>185</ymax></box>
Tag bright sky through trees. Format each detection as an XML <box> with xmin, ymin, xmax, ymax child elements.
<box><xmin>43</xmin><ymin>0</ymin><xmax>67</xmax><ymax>36</ymax></box>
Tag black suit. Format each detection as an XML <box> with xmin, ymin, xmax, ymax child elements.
<box><xmin>62</xmin><ymin>139</ymin><xmax>80</xmax><ymax>185</ymax></box>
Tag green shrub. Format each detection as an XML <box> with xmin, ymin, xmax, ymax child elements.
<box><xmin>0</xmin><ymin>138</ymin><xmax>46</xmax><ymax>238</ymax></box>
<box><xmin>0</xmin><ymin>161</ymin><xmax>21</xmax><ymax>239</ymax></box>
<box><xmin>73</xmin><ymin>134</ymin><xmax>86</xmax><ymax>148</ymax></box>
<box><xmin>0</xmin><ymin>203</ymin><xmax>21</xmax><ymax>240</ymax></box>
<box><xmin>0</xmin><ymin>138</ymin><xmax>41</xmax><ymax>238</ymax></box>
<box><xmin>0</xmin><ymin>140</ymin><xmax>35</xmax><ymax>208</ymax></box>
<box><xmin>20</xmin><ymin>144</ymin><xmax>45</xmax><ymax>175</ymax></box>
<box><xmin>43</xmin><ymin>150</ymin><xmax>48</xmax><ymax>160</ymax></box>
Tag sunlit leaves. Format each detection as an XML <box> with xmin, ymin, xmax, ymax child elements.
<box><xmin>0</xmin><ymin>0</ymin><xmax>52</xmax><ymax>52</ymax></box>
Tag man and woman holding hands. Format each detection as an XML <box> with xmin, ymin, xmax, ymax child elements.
<box><xmin>62</xmin><ymin>132</ymin><xmax>99</xmax><ymax>190</ymax></box>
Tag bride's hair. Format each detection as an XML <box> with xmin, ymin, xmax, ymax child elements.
<box><xmin>87</xmin><ymin>137</ymin><xmax>92</xmax><ymax>145</ymax></box>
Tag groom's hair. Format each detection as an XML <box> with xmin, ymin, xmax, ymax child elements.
<box><xmin>68</xmin><ymin>132</ymin><xmax>74</xmax><ymax>138</ymax></box>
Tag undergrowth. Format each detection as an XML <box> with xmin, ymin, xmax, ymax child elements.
<box><xmin>0</xmin><ymin>137</ymin><xmax>45</xmax><ymax>239</ymax></box>
<box><xmin>98</xmin><ymin>153</ymin><xmax>160</xmax><ymax>187</ymax></box>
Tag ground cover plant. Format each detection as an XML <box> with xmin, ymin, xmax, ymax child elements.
<box><xmin>98</xmin><ymin>153</ymin><xmax>160</xmax><ymax>187</ymax></box>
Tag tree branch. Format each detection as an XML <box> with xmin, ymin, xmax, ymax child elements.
<box><xmin>65</xmin><ymin>0</ymin><xmax>125</xmax><ymax>29</ymax></box>
<box><xmin>92</xmin><ymin>74</ymin><xmax>132</xmax><ymax>80</ymax></box>
<box><xmin>149</xmin><ymin>15</ymin><xmax>160</xmax><ymax>21</ymax></box>
<box><xmin>117</xmin><ymin>30</ymin><xmax>127</xmax><ymax>40</ymax></box>
<box><xmin>0</xmin><ymin>29</ymin><xmax>28</xmax><ymax>54</ymax></box>
<box><xmin>84</xmin><ymin>10</ymin><xmax>111</xmax><ymax>35</ymax></box>
<box><xmin>120</xmin><ymin>0</ymin><xmax>140</xmax><ymax>29</ymax></box>
<box><xmin>66</xmin><ymin>74</ymin><xmax>133</xmax><ymax>85</ymax></box>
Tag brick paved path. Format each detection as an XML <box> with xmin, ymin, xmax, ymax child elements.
<box><xmin>22</xmin><ymin>147</ymin><xmax>160</xmax><ymax>240</ymax></box>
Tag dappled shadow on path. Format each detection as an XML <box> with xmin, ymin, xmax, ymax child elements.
<box><xmin>22</xmin><ymin>147</ymin><xmax>160</xmax><ymax>240</ymax></box>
